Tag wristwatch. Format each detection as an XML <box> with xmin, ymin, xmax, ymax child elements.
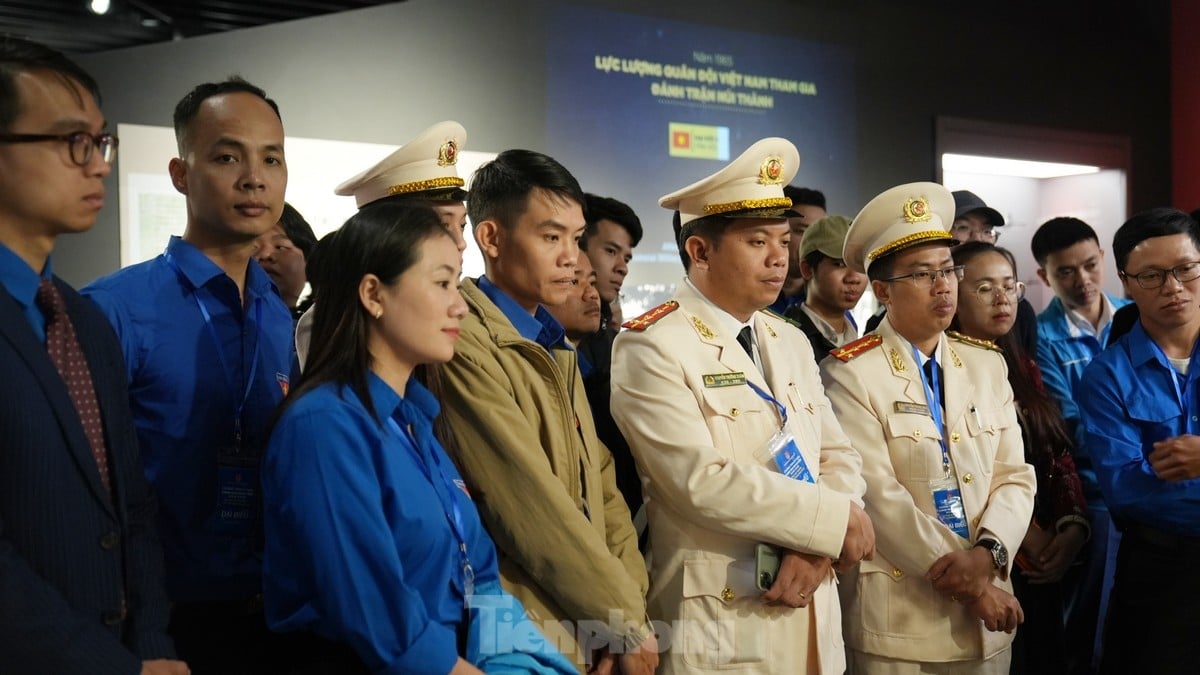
<box><xmin>974</xmin><ymin>538</ymin><xmax>1008</xmax><ymax>570</ymax></box>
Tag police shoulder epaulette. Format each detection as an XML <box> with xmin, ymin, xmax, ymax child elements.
<box><xmin>829</xmin><ymin>333</ymin><xmax>883</xmax><ymax>362</ymax></box>
<box><xmin>946</xmin><ymin>330</ymin><xmax>1003</xmax><ymax>352</ymax></box>
<box><xmin>762</xmin><ymin>307</ymin><xmax>803</xmax><ymax>331</ymax></box>
<box><xmin>622</xmin><ymin>300</ymin><xmax>680</xmax><ymax>331</ymax></box>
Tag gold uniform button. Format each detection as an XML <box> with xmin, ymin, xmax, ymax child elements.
<box><xmin>950</xmin><ymin>432</ymin><xmax>961</xmax><ymax>442</ymax></box>
<box><xmin>913</xmin><ymin>429</ymin><xmax>922</xmax><ymax>438</ymax></box>
<box><xmin>891</xmin><ymin>567</ymin><xmax>903</xmax><ymax>579</ymax></box>
<box><xmin>963</xmin><ymin>473</ymin><xmax>974</xmax><ymax>484</ymax></box>
<box><xmin>972</xmin><ymin>516</ymin><xmax>982</xmax><ymax>527</ymax></box>
<box><xmin>730</xmin><ymin>408</ymin><xmax>740</xmax><ymax>417</ymax></box>
<box><xmin>721</xmin><ymin>587</ymin><xmax>735</xmax><ymax>601</ymax></box>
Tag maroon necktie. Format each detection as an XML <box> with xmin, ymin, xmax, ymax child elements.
<box><xmin>36</xmin><ymin>279</ymin><xmax>112</xmax><ymax>493</ymax></box>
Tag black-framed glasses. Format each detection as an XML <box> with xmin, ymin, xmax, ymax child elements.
<box><xmin>882</xmin><ymin>265</ymin><xmax>966</xmax><ymax>289</ymax></box>
<box><xmin>970</xmin><ymin>281</ymin><xmax>1026</xmax><ymax>303</ymax></box>
<box><xmin>0</xmin><ymin>131</ymin><xmax>119</xmax><ymax>166</ymax></box>
<box><xmin>1121</xmin><ymin>261</ymin><xmax>1200</xmax><ymax>289</ymax></box>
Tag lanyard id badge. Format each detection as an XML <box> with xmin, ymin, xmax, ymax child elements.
<box><xmin>747</xmin><ymin>381</ymin><xmax>815</xmax><ymax>483</ymax></box>
<box><xmin>911</xmin><ymin>343</ymin><xmax>970</xmax><ymax>540</ymax></box>
<box><xmin>931</xmin><ymin>474</ymin><xmax>969</xmax><ymax>539</ymax></box>
<box><xmin>767</xmin><ymin>428</ymin><xmax>815</xmax><ymax>483</ymax></box>
<box><xmin>216</xmin><ymin>440</ymin><xmax>259</xmax><ymax>534</ymax></box>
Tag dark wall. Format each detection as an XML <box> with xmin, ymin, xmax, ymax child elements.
<box><xmin>59</xmin><ymin>0</ymin><xmax>1170</xmax><ymax>286</ymax></box>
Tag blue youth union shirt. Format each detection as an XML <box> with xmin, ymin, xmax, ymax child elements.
<box><xmin>82</xmin><ymin>235</ymin><xmax>296</xmax><ymax>602</ymax></box>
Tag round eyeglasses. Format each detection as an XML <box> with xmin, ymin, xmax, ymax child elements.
<box><xmin>1121</xmin><ymin>261</ymin><xmax>1200</xmax><ymax>289</ymax></box>
<box><xmin>951</xmin><ymin>222</ymin><xmax>999</xmax><ymax>243</ymax></box>
<box><xmin>0</xmin><ymin>131</ymin><xmax>119</xmax><ymax>166</ymax></box>
<box><xmin>970</xmin><ymin>281</ymin><xmax>1025</xmax><ymax>304</ymax></box>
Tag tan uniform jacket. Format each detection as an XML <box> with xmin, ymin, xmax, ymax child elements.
<box><xmin>610</xmin><ymin>282</ymin><xmax>865</xmax><ymax>674</ymax></box>
<box><xmin>820</xmin><ymin>318</ymin><xmax>1036</xmax><ymax>664</ymax></box>
<box><xmin>439</xmin><ymin>279</ymin><xmax>650</xmax><ymax>669</ymax></box>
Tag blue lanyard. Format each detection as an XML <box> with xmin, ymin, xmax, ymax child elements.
<box><xmin>166</xmin><ymin>253</ymin><xmax>261</xmax><ymax>448</ymax></box>
<box><xmin>1148</xmin><ymin>338</ymin><xmax>1200</xmax><ymax>430</ymax></box>
<box><xmin>747</xmin><ymin>381</ymin><xmax>788</xmax><ymax>427</ymax></box>
<box><xmin>911</xmin><ymin>343</ymin><xmax>951</xmax><ymax>476</ymax></box>
<box><xmin>386</xmin><ymin>415</ymin><xmax>475</xmax><ymax>599</ymax></box>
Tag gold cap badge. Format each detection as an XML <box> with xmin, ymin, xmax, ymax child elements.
<box><xmin>437</xmin><ymin>139</ymin><xmax>458</xmax><ymax>167</ymax></box>
<box><xmin>903</xmin><ymin>197</ymin><xmax>932</xmax><ymax>223</ymax></box>
<box><xmin>758</xmin><ymin>155</ymin><xmax>784</xmax><ymax>185</ymax></box>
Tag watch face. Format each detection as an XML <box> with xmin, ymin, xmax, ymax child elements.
<box><xmin>993</xmin><ymin>543</ymin><xmax>1008</xmax><ymax>568</ymax></box>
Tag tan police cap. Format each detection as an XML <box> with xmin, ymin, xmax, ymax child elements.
<box><xmin>799</xmin><ymin>215</ymin><xmax>853</xmax><ymax>261</ymax></box>
<box><xmin>334</xmin><ymin>121</ymin><xmax>467</xmax><ymax>208</ymax></box>
<box><xmin>659</xmin><ymin>137</ymin><xmax>800</xmax><ymax>241</ymax></box>
<box><xmin>842</xmin><ymin>182</ymin><xmax>956</xmax><ymax>274</ymax></box>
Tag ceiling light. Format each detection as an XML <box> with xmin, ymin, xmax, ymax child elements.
<box><xmin>89</xmin><ymin>0</ymin><xmax>112</xmax><ymax>15</ymax></box>
<box><xmin>942</xmin><ymin>153</ymin><xmax>1101</xmax><ymax>179</ymax></box>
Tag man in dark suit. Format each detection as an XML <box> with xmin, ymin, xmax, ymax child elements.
<box><xmin>0</xmin><ymin>37</ymin><xmax>186</xmax><ymax>675</ymax></box>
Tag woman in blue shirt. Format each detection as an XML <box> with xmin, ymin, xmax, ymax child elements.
<box><xmin>263</xmin><ymin>201</ymin><xmax>574</xmax><ymax>675</ymax></box>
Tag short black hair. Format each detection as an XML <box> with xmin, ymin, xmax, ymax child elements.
<box><xmin>467</xmin><ymin>149</ymin><xmax>584</xmax><ymax>230</ymax></box>
<box><xmin>676</xmin><ymin>212</ymin><xmax>727</xmax><ymax>271</ymax></box>
<box><xmin>581</xmin><ymin>193</ymin><xmax>643</xmax><ymax>250</ymax></box>
<box><xmin>173</xmin><ymin>77</ymin><xmax>281</xmax><ymax>154</ymax></box>
<box><xmin>783</xmin><ymin>185</ymin><xmax>826</xmax><ymax>210</ymax></box>
<box><xmin>1112</xmin><ymin>207</ymin><xmax>1200</xmax><ymax>272</ymax></box>
<box><xmin>278</xmin><ymin>202</ymin><xmax>318</xmax><ymax>258</ymax></box>
<box><xmin>803</xmin><ymin>250</ymin><xmax>830</xmax><ymax>271</ymax></box>
<box><xmin>866</xmin><ymin>253</ymin><xmax>895</xmax><ymax>282</ymax></box>
<box><xmin>0</xmin><ymin>37</ymin><xmax>100</xmax><ymax>133</ymax></box>
<box><xmin>1030</xmin><ymin>217</ymin><xmax>1099</xmax><ymax>267</ymax></box>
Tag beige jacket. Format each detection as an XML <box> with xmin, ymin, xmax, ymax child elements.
<box><xmin>610</xmin><ymin>281</ymin><xmax>865</xmax><ymax>674</ymax></box>
<box><xmin>439</xmin><ymin>279</ymin><xmax>650</xmax><ymax>669</ymax></box>
<box><xmin>821</xmin><ymin>318</ymin><xmax>1036</xmax><ymax>664</ymax></box>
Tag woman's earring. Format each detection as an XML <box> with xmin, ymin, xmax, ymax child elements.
<box><xmin>375</xmin><ymin>308</ymin><xmax>383</xmax><ymax>319</ymax></box>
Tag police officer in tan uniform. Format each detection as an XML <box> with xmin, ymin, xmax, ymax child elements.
<box><xmin>611</xmin><ymin>138</ymin><xmax>875</xmax><ymax>674</ymax></box>
<box><xmin>820</xmin><ymin>182</ymin><xmax>1036</xmax><ymax>674</ymax></box>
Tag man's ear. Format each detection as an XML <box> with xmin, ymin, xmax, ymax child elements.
<box><xmin>1036</xmin><ymin>267</ymin><xmax>1049</xmax><ymax>287</ymax></box>
<box><xmin>871</xmin><ymin>279</ymin><xmax>891</xmax><ymax>306</ymax></box>
<box><xmin>684</xmin><ymin>235</ymin><xmax>711</xmax><ymax>271</ymax></box>
<box><xmin>799</xmin><ymin>258</ymin><xmax>816</xmax><ymax>281</ymax></box>
<box><xmin>168</xmin><ymin>157</ymin><xmax>188</xmax><ymax>195</ymax></box>
<box><xmin>475</xmin><ymin>219</ymin><xmax>503</xmax><ymax>260</ymax></box>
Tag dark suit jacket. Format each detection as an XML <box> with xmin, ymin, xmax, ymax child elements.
<box><xmin>0</xmin><ymin>279</ymin><xmax>174</xmax><ymax>674</ymax></box>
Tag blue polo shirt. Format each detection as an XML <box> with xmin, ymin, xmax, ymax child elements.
<box><xmin>0</xmin><ymin>243</ymin><xmax>51</xmax><ymax>341</ymax></box>
<box><xmin>476</xmin><ymin>275</ymin><xmax>568</xmax><ymax>352</ymax></box>
<box><xmin>1080</xmin><ymin>321</ymin><xmax>1200</xmax><ymax>536</ymax></box>
<box><xmin>82</xmin><ymin>235</ymin><xmax>296</xmax><ymax>602</ymax></box>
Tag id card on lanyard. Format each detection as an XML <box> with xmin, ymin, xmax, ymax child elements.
<box><xmin>912</xmin><ymin>344</ymin><xmax>969</xmax><ymax>540</ymax></box>
<box><xmin>748</xmin><ymin>381</ymin><xmax>815</xmax><ymax>483</ymax></box>
<box><xmin>167</xmin><ymin>253</ymin><xmax>263</xmax><ymax>534</ymax></box>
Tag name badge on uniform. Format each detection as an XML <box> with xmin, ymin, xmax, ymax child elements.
<box><xmin>703</xmin><ymin>372</ymin><xmax>747</xmax><ymax>388</ymax></box>
<box><xmin>930</xmin><ymin>474</ymin><xmax>969</xmax><ymax>540</ymax></box>
<box><xmin>894</xmin><ymin>401</ymin><xmax>930</xmax><ymax>415</ymax></box>
<box><xmin>766</xmin><ymin>428</ymin><xmax>814</xmax><ymax>483</ymax></box>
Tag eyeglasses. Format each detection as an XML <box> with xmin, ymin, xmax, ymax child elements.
<box><xmin>0</xmin><ymin>131</ymin><xmax>119</xmax><ymax>166</ymax></box>
<box><xmin>970</xmin><ymin>281</ymin><xmax>1025</xmax><ymax>303</ymax></box>
<box><xmin>951</xmin><ymin>222</ymin><xmax>999</xmax><ymax>243</ymax></box>
<box><xmin>882</xmin><ymin>265</ymin><xmax>965</xmax><ymax>289</ymax></box>
<box><xmin>1121</xmin><ymin>261</ymin><xmax>1200</xmax><ymax>289</ymax></box>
